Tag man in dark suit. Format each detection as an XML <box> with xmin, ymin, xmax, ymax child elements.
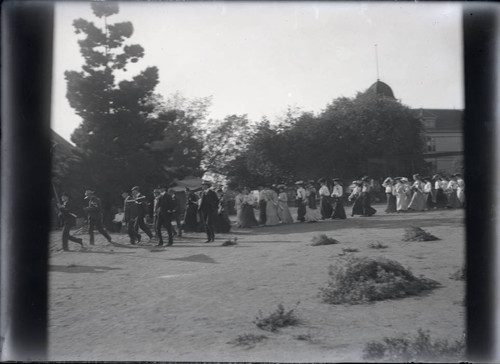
<box><xmin>83</xmin><ymin>189</ymin><xmax>113</xmax><ymax>245</ymax></box>
<box><xmin>131</xmin><ymin>186</ymin><xmax>153</xmax><ymax>242</ymax></box>
<box><xmin>168</xmin><ymin>188</ymin><xmax>182</xmax><ymax>238</ymax></box>
<box><xmin>58</xmin><ymin>192</ymin><xmax>83</xmax><ymax>251</ymax></box>
<box><xmin>198</xmin><ymin>181</ymin><xmax>219</xmax><ymax>243</ymax></box>
<box><xmin>156</xmin><ymin>186</ymin><xmax>175</xmax><ymax>246</ymax></box>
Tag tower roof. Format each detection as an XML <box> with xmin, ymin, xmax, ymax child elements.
<box><xmin>366</xmin><ymin>80</ymin><xmax>395</xmax><ymax>99</ymax></box>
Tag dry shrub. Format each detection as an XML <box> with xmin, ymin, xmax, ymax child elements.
<box><xmin>403</xmin><ymin>226</ymin><xmax>440</xmax><ymax>242</ymax></box>
<box><xmin>320</xmin><ymin>256</ymin><xmax>440</xmax><ymax>304</ymax></box>
<box><xmin>368</xmin><ymin>241</ymin><xmax>388</xmax><ymax>249</ymax></box>
<box><xmin>254</xmin><ymin>303</ymin><xmax>301</xmax><ymax>332</ymax></box>
<box><xmin>363</xmin><ymin>329</ymin><xmax>465</xmax><ymax>361</ymax></box>
<box><xmin>228</xmin><ymin>333</ymin><xmax>268</xmax><ymax>348</ymax></box>
<box><xmin>311</xmin><ymin>234</ymin><xmax>340</xmax><ymax>246</ymax></box>
<box><xmin>449</xmin><ymin>266</ymin><xmax>466</xmax><ymax>280</ymax></box>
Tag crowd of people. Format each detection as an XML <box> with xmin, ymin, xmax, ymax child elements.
<box><xmin>56</xmin><ymin>172</ymin><xmax>465</xmax><ymax>251</ymax></box>
<box><xmin>381</xmin><ymin>173</ymin><xmax>465</xmax><ymax>213</ymax></box>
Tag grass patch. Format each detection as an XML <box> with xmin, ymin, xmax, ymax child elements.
<box><xmin>342</xmin><ymin>247</ymin><xmax>359</xmax><ymax>253</ymax></box>
<box><xmin>254</xmin><ymin>303</ymin><xmax>301</xmax><ymax>332</ymax></box>
<box><xmin>222</xmin><ymin>237</ymin><xmax>238</xmax><ymax>246</ymax></box>
<box><xmin>363</xmin><ymin>329</ymin><xmax>465</xmax><ymax>361</ymax></box>
<box><xmin>319</xmin><ymin>256</ymin><xmax>440</xmax><ymax>304</ymax></box>
<box><xmin>311</xmin><ymin>234</ymin><xmax>340</xmax><ymax>246</ymax></box>
<box><xmin>449</xmin><ymin>266</ymin><xmax>466</xmax><ymax>281</ymax></box>
<box><xmin>228</xmin><ymin>333</ymin><xmax>268</xmax><ymax>348</ymax></box>
<box><xmin>403</xmin><ymin>226</ymin><xmax>440</xmax><ymax>242</ymax></box>
<box><xmin>368</xmin><ymin>241</ymin><xmax>388</xmax><ymax>249</ymax></box>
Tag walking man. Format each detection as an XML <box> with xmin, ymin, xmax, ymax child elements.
<box><xmin>156</xmin><ymin>186</ymin><xmax>175</xmax><ymax>246</ymax></box>
<box><xmin>83</xmin><ymin>190</ymin><xmax>113</xmax><ymax>245</ymax></box>
<box><xmin>168</xmin><ymin>188</ymin><xmax>182</xmax><ymax>237</ymax></box>
<box><xmin>131</xmin><ymin>186</ymin><xmax>153</xmax><ymax>242</ymax></box>
<box><xmin>122</xmin><ymin>191</ymin><xmax>141</xmax><ymax>244</ymax></box>
<box><xmin>58</xmin><ymin>192</ymin><xmax>84</xmax><ymax>251</ymax></box>
<box><xmin>198</xmin><ymin>180</ymin><xmax>219</xmax><ymax>243</ymax></box>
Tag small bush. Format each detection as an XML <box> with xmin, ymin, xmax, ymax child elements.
<box><xmin>311</xmin><ymin>234</ymin><xmax>340</xmax><ymax>246</ymax></box>
<box><xmin>342</xmin><ymin>247</ymin><xmax>359</xmax><ymax>253</ymax></box>
<box><xmin>368</xmin><ymin>241</ymin><xmax>388</xmax><ymax>249</ymax></box>
<box><xmin>449</xmin><ymin>266</ymin><xmax>466</xmax><ymax>280</ymax></box>
<box><xmin>403</xmin><ymin>226</ymin><xmax>440</xmax><ymax>242</ymax></box>
<box><xmin>222</xmin><ymin>237</ymin><xmax>238</xmax><ymax>246</ymax></box>
<box><xmin>228</xmin><ymin>333</ymin><xmax>268</xmax><ymax>348</ymax></box>
<box><xmin>320</xmin><ymin>256</ymin><xmax>440</xmax><ymax>304</ymax></box>
<box><xmin>254</xmin><ymin>303</ymin><xmax>301</xmax><ymax>332</ymax></box>
<box><xmin>362</xmin><ymin>329</ymin><xmax>465</xmax><ymax>361</ymax></box>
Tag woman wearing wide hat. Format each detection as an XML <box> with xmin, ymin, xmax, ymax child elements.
<box><xmin>408</xmin><ymin>174</ymin><xmax>426</xmax><ymax>212</ymax></box>
<box><xmin>348</xmin><ymin>180</ymin><xmax>364</xmax><ymax>217</ymax></box>
<box><xmin>277</xmin><ymin>184</ymin><xmax>294</xmax><ymax>224</ymax></box>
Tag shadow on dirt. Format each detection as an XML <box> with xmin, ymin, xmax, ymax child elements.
<box><xmin>50</xmin><ymin>265</ymin><xmax>123</xmax><ymax>274</ymax></box>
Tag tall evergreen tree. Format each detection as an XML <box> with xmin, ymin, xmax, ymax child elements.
<box><xmin>64</xmin><ymin>3</ymin><xmax>201</xmax><ymax>208</ymax></box>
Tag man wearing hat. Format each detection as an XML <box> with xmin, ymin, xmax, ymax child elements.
<box><xmin>83</xmin><ymin>189</ymin><xmax>113</xmax><ymax>245</ymax></box>
<box><xmin>57</xmin><ymin>192</ymin><xmax>84</xmax><ymax>251</ymax></box>
<box><xmin>156</xmin><ymin>185</ymin><xmax>176</xmax><ymax>246</ymax></box>
<box><xmin>131</xmin><ymin>186</ymin><xmax>153</xmax><ymax>242</ymax></box>
<box><xmin>295</xmin><ymin>181</ymin><xmax>306</xmax><ymax>222</ymax></box>
<box><xmin>198</xmin><ymin>180</ymin><xmax>219</xmax><ymax>243</ymax></box>
<box><xmin>122</xmin><ymin>190</ymin><xmax>141</xmax><ymax>244</ymax></box>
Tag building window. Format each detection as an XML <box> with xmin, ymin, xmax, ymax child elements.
<box><xmin>426</xmin><ymin>137</ymin><xmax>436</xmax><ymax>152</ymax></box>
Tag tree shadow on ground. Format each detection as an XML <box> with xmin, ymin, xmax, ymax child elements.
<box><xmin>49</xmin><ymin>265</ymin><xmax>123</xmax><ymax>274</ymax></box>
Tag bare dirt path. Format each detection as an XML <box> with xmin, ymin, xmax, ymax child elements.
<box><xmin>48</xmin><ymin>206</ymin><xmax>465</xmax><ymax>361</ymax></box>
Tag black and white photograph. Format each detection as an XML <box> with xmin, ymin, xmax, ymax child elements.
<box><xmin>2</xmin><ymin>0</ymin><xmax>498</xmax><ymax>362</ymax></box>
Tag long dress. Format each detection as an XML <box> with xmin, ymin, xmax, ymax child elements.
<box><xmin>382</xmin><ymin>179</ymin><xmax>397</xmax><ymax>213</ymax></box>
<box><xmin>265</xmin><ymin>189</ymin><xmax>280</xmax><ymax>226</ymax></box>
<box><xmin>349</xmin><ymin>186</ymin><xmax>364</xmax><ymax>216</ymax></box>
<box><xmin>330</xmin><ymin>184</ymin><xmax>347</xmax><ymax>219</ymax></box>
<box><xmin>240</xmin><ymin>194</ymin><xmax>258</xmax><ymax>228</ymax></box>
<box><xmin>446</xmin><ymin>180</ymin><xmax>461</xmax><ymax>208</ymax></box>
<box><xmin>318</xmin><ymin>185</ymin><xmax>333</xmax><ymax>219</ymax></box>
<box><xmin>394</xmin><ymin>182</ymin><xmax>409</xmax><ymax>212</ymax></box>
<box><xmin>216</xmin><ymin>195</ymin><xmax>231</xmax><ymax>233</ymax></box>
<box><xmin>183</xmin><ymin>192</ymin><xmax>199</xmax><ymax>232</ymax></box>
<box><xmin>434</xmin><ymin>180</ymin><xmax>447</xmax><ymax>208</ymax></box>
<box><xmin>423</xmin><ymin>181</ymin><xmax>434</xmax><ymax>210</ymax></box>
<box><xmin>304</xmin><ymin>188</ymin><xmax>321</xmax><ymax>222</ymax></box>
<box><xmin>408</xmin><ymin>181</ymin><xmax>426</xmax><ymax>211</ymax></box>
<box><xmin>361</xmin><ymin>183</ymin><xmax>377</xmax><ymax>216</ymax></box>
<box><xmin>277</xmin><ymin>192</ymin><xmax>294</xmax><ymax>224</ymax></box>
<box><xmin>234</xmin><ymin>193</ymin><xmax>245</xmax><ymax>227</ymax></box>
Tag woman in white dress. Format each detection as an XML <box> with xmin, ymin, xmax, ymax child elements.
<box><xmin>264</xmin><ymin>186</ymin><xmax>280</xmax><ymax>226</ymax></box>
<box><xmin>446</xmin><ymin>175</ymin><xmax>461</xmax><ymax>208</ymax></box>
<box><xmin>393</xmin><ymin>177</ymin><xmax>409</xmax><ymax>212</ymax></box>
<box><xmin>234</xmin><ymin>188</ymin><xmax>245</xmax><ymax>228</ymax></box>
<box><xmin>277</xmin><ymin>185</ymin><xmax>294</xmax><ymax>224</ymax></box>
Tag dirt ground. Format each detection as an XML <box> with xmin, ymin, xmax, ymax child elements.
<box><xmin>48</xmin><ymin>205</ymin><xmax>465</xmax><ymax>362</ymax></box>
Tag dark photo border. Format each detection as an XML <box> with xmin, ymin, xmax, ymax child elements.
<box><xmin>1</xmin><ymin>1</ymin><xmax>498</xmax><ymax>362</ymax></box>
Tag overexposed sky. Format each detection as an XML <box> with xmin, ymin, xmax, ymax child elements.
<box><xmin>51</xmin><ymin>1</ymin><xmax>464</xmax><ymax>141</ymax></box>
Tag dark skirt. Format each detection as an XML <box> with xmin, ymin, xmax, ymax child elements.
<box><xmin>183</xmin><ymin>203</ymin><xmax>199</xmax><ymax>232</ymax></box>
<box><xmin>361</xmin><ymin>192</ymin><xmax>376</xmax><ymax>216</ymax></box>
<box><xmin>241</xmin><ymin>204</ymin><xmax>258</xmax><ymax>228</ymax></box>
<box><xmin>296</xmin><ymin>199</ymin><xmax>306</xmax><ymax>222</ymax></box>
<box><xmin>216</xmin><ymin>211</ymin><xmax>231</xmax><ymax>233</ymax></box>
<box><xmin>259</xmin><ymin>200</ymin><xmax>267</xmax><ymax>225</ymax></box>
<box><xmin>426</xmin><ymin>193</ymin><xmax>435</xmax><ymax>209</ymax></box>
<box><xmin>331</xmin><ymin>197</ymin><xmax>347</xmax><ymax>219</ymax></box>
<box><xmin>320</xmin><ymin>196</ymin><xmax>333</xmax><ymax>219</ymax></box>
<box><xmin>351</xmin><ymin>196</ymin><xmax>364</xmax><ymax>216</ymax></box>
<box><xmin>385</xmin><ymin>193</ymin><xmax>397</xmax><ymax>213</ymax></box>
<box><xmin>435</xmin><ymin>189</ymin><xmax>447</xmax><ymax>208</ymax></box>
